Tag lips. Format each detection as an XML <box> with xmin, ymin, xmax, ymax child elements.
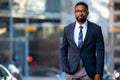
<box><xmin>76</xmin><ymin>16</ymin><xmax>86</xmax><ymax>22</ymax></box>
<box><xmin>78</xmin><ymin>16</ymin><xmax>84</xmax><ymax>20</ymax></box>
<box><xmin>77</xmin><ymin>15</ymin><xmax>84</xmax><ymax>18</ymax></box>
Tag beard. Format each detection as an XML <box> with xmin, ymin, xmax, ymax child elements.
<box><xmin>76</xmin><ymin>17</ymin><xmax>87</xmax><ymax>23</ymax></box>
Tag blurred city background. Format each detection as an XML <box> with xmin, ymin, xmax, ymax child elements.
<box><xmin>0</xmin><ymin>0</ymin><xmax>120</xmax><ymax>80</ymax></box>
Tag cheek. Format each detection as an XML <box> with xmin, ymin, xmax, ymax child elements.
<box><xmin>85</xmin><ymin>13</ymin><xmax>89</xmax><ymax>16</ymax></box>
<box><xmin>74</xmin><ymin>13</ymin><xmax>79</xmax><ymax>17</ymax></box>
<box><xmin>81</xmin><ymin>13</ymin><xmax>87</xmax><ymax>17</ymax></box>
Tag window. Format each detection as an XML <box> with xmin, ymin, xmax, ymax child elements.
<box><xmin>114</xmin><ymin>3</ymin><xmax>120</xmax><ymax>11</ymax></box>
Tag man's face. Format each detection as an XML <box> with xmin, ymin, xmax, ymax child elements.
<box><xmin>74</xmin><ymin>5</ymin><xmax>89</xmax><ymax>23</ymax></box>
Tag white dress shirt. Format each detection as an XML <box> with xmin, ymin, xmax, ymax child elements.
<box><xmin>74</xmin><ymin>21</ymin><xmax>87</xmax><ymax>47</ymax></box>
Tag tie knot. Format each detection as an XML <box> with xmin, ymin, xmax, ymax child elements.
<box><xmin>79</xmin><ymin>26</ymin><xmax>83</xmax><ymax>29</ymax></box>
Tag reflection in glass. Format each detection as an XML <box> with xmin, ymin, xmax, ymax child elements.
<box><xmin>114</xmin><ymin>15</ymin><xmax>120</xmax><ymax>23</ymax></box>
<box><xmin>114</xmin><ymin>3</ymin><xmax>120</xmax><ymax>11</ymax></box>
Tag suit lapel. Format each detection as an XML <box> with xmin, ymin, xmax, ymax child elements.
<box><xmin>81</xmin><ymin>21</ymin><xmax>91</xmax><ymax>49</ymax></box>
<box><xmin>70</xmin><ymin>22</ymin><xmax>78</xmax><ymax>48</ymax></box>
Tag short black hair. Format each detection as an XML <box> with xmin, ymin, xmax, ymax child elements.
<box><xmin>75</xmin><ymin>2</ymin><xmax>88</xmax><ymax>10</ymax></box>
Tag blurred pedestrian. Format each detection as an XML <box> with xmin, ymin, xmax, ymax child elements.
<box><xmin>60</xmin><ymin>1</ymin><xmax>105</xmax><ymax>80</ymax></box>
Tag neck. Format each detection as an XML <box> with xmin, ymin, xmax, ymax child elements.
<box><xmin>77</xmin><ymin>21</ymin><xmax>86</xmax><ymax>25</ymax></box>
<box><xmin>78</xmin><ymin>22</ymin><xmax>85</xmax><ymax>25</ymax></box>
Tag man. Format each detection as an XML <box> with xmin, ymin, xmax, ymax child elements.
<box><xmin>60</xmin><ymin>1</ymin><xmax>104</xmax><ymax>80</ymax></box>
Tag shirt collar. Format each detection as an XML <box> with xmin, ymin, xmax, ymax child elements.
<box><xmin>76</xmin><ymin>20</ymin><xmax>87</xmax><ymax>29</ymax></box>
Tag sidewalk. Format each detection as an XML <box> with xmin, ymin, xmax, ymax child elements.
<box><xmin>23</xmin><ymin>76</ymin><xmax>58</xmax><ymax>80</ymax></box>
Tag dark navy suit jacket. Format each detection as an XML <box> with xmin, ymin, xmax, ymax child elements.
<box><xmin>60</xmin><ymin>20</ymin><xmax>105</xmax><ymax>79</ymax></box>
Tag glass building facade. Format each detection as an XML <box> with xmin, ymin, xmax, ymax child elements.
<box><xmin>0</xmin><ymin>0</ymin><xmax>61</xmax><ymax>76</ymax></box>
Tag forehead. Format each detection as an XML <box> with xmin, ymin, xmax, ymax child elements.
<box><xmin>75</xmin><ymin>5</ymin><xmax>87</xmax><ymax>10</ymax></box>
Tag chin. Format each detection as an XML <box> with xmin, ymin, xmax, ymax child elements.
<box><xmin>78</xmin><ymin>19</ymin><xmax>86</xmax><ymax>23</ymax></box>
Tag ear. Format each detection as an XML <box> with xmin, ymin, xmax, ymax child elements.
<box><xmin>87</xmin><ymin>11</ymin><xmax>89</xmax><ymax>15</ymax></box>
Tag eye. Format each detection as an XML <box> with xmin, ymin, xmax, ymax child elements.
<box><xmin>75</xmin><ymin>10</ymin><xmax>87</xmax><ymax>13</ymax></box>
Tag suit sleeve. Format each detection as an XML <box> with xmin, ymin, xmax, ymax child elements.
<box><xmin>96</xmin><ymin>27</ymin><xmax>105</xmax><ymax>76</ymax></box>
<box><xmin>60</xmin><ymin>27</ymin><xmax>70</xmax><ymax>72</ymax></box>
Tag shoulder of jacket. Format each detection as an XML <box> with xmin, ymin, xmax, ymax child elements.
<box><xmin>88</xmin><ymin>21</ymin><xmax>101</xmax><ymax>29</ymax></box>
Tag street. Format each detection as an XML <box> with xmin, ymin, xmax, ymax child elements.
<box><xmin>23</xmin><ymin>76</ymin><xmax>58</xmax><ymax>80</ymax></box>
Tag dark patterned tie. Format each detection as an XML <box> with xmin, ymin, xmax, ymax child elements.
<box><xmin>78</xmin><ymin>26</ymin><xmax>83</xmax><ymax>48</ymax></box>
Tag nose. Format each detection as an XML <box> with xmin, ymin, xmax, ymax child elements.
<box><xmin>78</xmin><ymin>12</ymin><xmax>83</xmax><ymax>16</ymax></box>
